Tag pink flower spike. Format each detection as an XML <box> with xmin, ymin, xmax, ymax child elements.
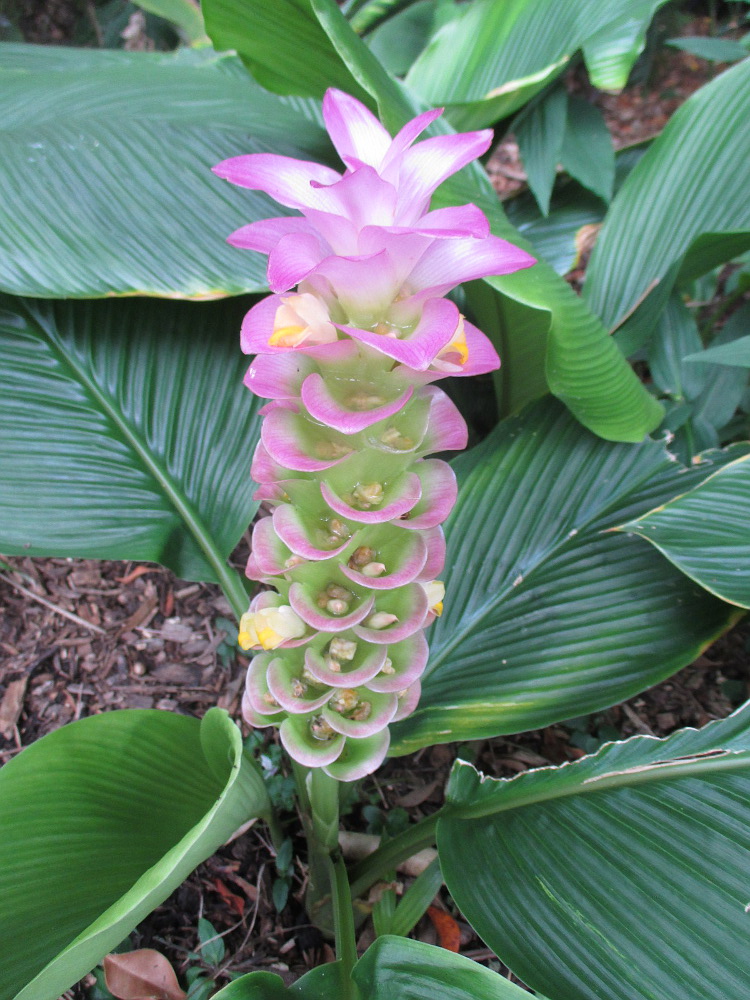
<box><xmin>322</xmin><ymin>89</ymin><xmax>392</xmax><ymax>168</ymax></box>
<box><xmin>280</xmin><ymin>714</ymin><xmax>346</xmax><ymax>768</ymax></box>
<box><xmin>289</xmin><ymin>582</ymin><xmax>374</xmax><ymax>633</ymax></box>
<box><xmin>244</xmin><ymin>352</ymin><xmax>315</xmax><ymax>401</ymax></box>
<box><xmin>338</xmin><ymin>297</ymin><xmax>460</xmax><ymax>371</ymax></box>
<box><xmin>242</xmin><ymin>690</ymin><xmax>285</xmax><ymax>729</ymax></box>
<box><xmin>396</xmin><ymin>460</ymin><xmax>458</xmax><ymax>530</ymax></box>
<box><xmin>267</xmin><ymin>657</ymin><xmax>333</xmax><ymax>714</ymax></box>
<box><xmin>417</xmin><ymin>204</ymin><xmax>490</xmax><ymax>239</ymax></box>
<box><xmin>322</xmin><ymin>687</ymin><xmax>398</xmax><ymax>738</ymax></box>
<box><xmin>394</xmin><ymin>131</ymin><xmax>495</xmax><ymax>221</ymax></box>
<box><xmin>320</xmin><ymin>472</ymin><xmax>422</xmax><ymax>525</ymax></box>
<box><xmin>353</xmin><ymin>584</ymin><xmax>429</xmax><ymax>644</ymax></box>
<box><xmin>247</xmin><ymin>516</ymin><xmax>295</xmax><ymax>578</ymax></box>
<box><xmin>322</xmin><ymin>730</ymin><xmax>390</xmax><ymax>782</ymax></box>
<box><xmin>261</xmin><ymin>406</ymin><xmax>353</xmax><ymax>472</ymax></box>
<box><xmin>272</xmin><ymin>504</ymin><xmax>353</xmax><ymax>561</ymax></box>
<box><xmin>305</xmin><ymin>642</ymin><xmax>388</xmax><ymax>689</ymax></box>
<box><xmin>227</xmin><ymin>216</ymin><xmax>315</xmax><ymax>253</ymax></box>
<box><xmin>392</xmin><ymin>680</ymin><xmax>422</xmax><ymax>722</ymax></box>
<box><xmin>241</xmin><ymin>292</ymin><xmax>338</xmax><ymax>355</ymax></box>
<box><xmin>382</xmin><ymin>107</ymin><xmax>444</xmax><ymax>169</ymax></box>
<box><xmin>432</xmin><ymin>319</ymin><xmax>500</xmax><ymax>377</ymax></box>
<box><xmin>340</xmin><ymin>530</ymin><xmax>427</xmax><ymax>590</ymax></box>
<box><xmin>406</xmin><ymin>235</ymin><xmax>536</xmax><ymax>299</ymax></box>
<box><xmin>267</xmin><ymin>233</ymin><xmax>328</xmax><ymax>293</ymax></box>
<box><xmin>417</xmin><ymin>527</ymin><xmax>447</xmax><ymax>581</ymax></box>
<box><xmin>367</xmin><ymin>631</ymin><xmax>429</xmax><ymax>693</ymax></box>
<box><xmin>301</xmin><ymin>373</ymin><xmax>413</xmax><ymax>434</ymax></box>
<box><xmin>212</xmin><ymin>153</ymin><xmax>341</xmax><ymax>211</ymax></box>
<box><xmin>420</xmin><ymin>387</ymin><xmax>469</xmax><ymax>453</ymax></box>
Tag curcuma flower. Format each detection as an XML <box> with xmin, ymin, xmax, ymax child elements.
<box><xmin>215</xmin><ymin>90</ymin><xmax>534</xmax><ymax>780</ymax></box>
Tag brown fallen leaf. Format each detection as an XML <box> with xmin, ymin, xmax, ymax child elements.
<box><xmin>103</xmin><ymin>950</ymin><xmax>186</xmax><ymax>1000</ymax></box>
<box><xmin>0</xmin><ymin>677</ymin><xmax>28</xmax><ymax>740</ymax></box>
<box><xmin>427</xmin><ymin>906</ymin><xmax>461</xmax><ymax>953</ymax></box>
<box><xmin>211</xmin><ymin>877</ymin><xmax>246</xmax><ymax>917</ymax></box>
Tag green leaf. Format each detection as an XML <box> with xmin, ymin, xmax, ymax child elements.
<box><xmin>560</xmin><ymin>97</ymin><xmax>614</xmax><ymax>202</ymax></box>
<box><xmin>390</xmin><ymin>398</ymin><xmax>742</xmax><ymax>754</ymax></box>
<box><xmin>0</xmin><ymin>709</ymin><xmax>268</xmax><ymax>1000</ymax></box>
<box><xmin>211</xmin><ymin>963</ymin><xmax>347</xmax><ymax>998</ymax></box>
<box><xmin>618</xmin><ymin>453</ymin><xmax>750</xmax><ymax>607</ymax></box>
<box><xmin>581</xmin><ymin>3</ymin><xmax>667</xmax><ymax>90</ymax></box>
<box><xmin>365</xmin><ymin>0</ymin><xmax>440</xmax><ymax>76</ymax></box>
<box><xmin>686</xmin><ymin>336</ymin><xmax>750</xmax><ymax>367</ymax></box>
<box><xmin>0</xmin><ymin>45</ymin><xmax>329</xmax><ymax>298</ymax></box>
<box><xmin>515</xmin><ymin>85</ymin><xmax>568</xmax><ymax>215</ymax></box>
<box><xmin>310</xmin><ymin>0</ymin><xmax>662</xmax><ymax>441</ymax></box>
<box><xmin>388</xmin><ymin>857</ymin><xmax>443</xmax><ymax>938</ymax></box>
<box><xmin>202</xmin><ymin>0</ymin><xmax>366</xmax><ymax>100</ymax></box>
<box><xmin>438</xmin><ymin>704</ymin><xmax>750</xmax><ymax>1000</ymax></box>
<box><xmin>504</xmin><ymin>185</ymin><xmax>603</xmax><ymax>276</ymax></box>
<box><xmin>135</xmin><ymin>0</ymin><xmax>208</xmax><ymax>43</ymax></box>
<box><xmin>198</xmin><ymin>918</ymin><xmax>226</xmax><ymax>966</ymax></box>
<box><xmin>585</xmin><ymin>59</ymin><xmax>750</xmax><ymax>334</ymax></box>
<box><xmin>352</xmin><ymin>936</ymin><xmax>532</xmax><ymax>999</ymax></box>
<box><xmin>667</xmin><ymin>36</ymin><xmax>749</xmax><ymax>63</ymax></box>
<box><xmin>404</xmin><ymin>0</ymin><xmax>669</xmax><ymax>128</ymax></box>
<box><xmin>0</xmin><ymin>296</ymin><xmax>260</xmax><ymax>611</ymax></box>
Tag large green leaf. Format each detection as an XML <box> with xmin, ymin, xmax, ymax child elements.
<box><xmin>0</xmin><ymin>709</ymin><xmax>268</xmax><ymax>1000</ymax></box>
<box><xmin>0</xmin><ymin>45</ymin><xmax>328</xmax><ymax>298</ymax></box>
<box><xmin>514</xmin><ymin>84</ymin><xmax>568</xmax><ymax>215</ymax></box>
<box><xmin>203</xmin><ymin>0</ymin><xmax>367</xmax><ymax>100</ymax></box>
<box><xmin>308</xmin><ymin>0</ymin><xmax>662</xmax><ymax>442</ymax></box>
<box><xmin>352</xmin><ymin>936</ymin><xmax>533</xmax><ymax>999</ymax></box>
<box><xmin>0</xmin><ymin>295</ymin><xmax>260</xmax><ymax>610</ymax></box>
<box><xmin>619</xmin><ymin>453</ymin><xmax>750</xmax><ymax>608</ymax></box>
<box><xmin>390</xmin><ymin>398</ymin><xmax>742</xmax><ymax>754</ymax></box>
<box><xmin>438</xmin><ymin>704</ymin><xmax>750</xmax><ymax>1000</ymax></box>
<box><xmin>404</xmin><ymin>0</ymin><xmax>669</xmax><ymax>128</ymax></box>
<box><xmin>585</xmin><ymin>59</ymin><xmax>750</xmax><ymax>333</ymax></box>
<box><xmin>135</xmin><ymin>0</ymin><xmax>208</xmax><ymax>43</ymax></box>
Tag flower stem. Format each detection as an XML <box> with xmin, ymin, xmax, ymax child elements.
<box><xmin>348</xmin><ymin>810</ymin><xmax>442</xmax><ymax>900</ymax></box>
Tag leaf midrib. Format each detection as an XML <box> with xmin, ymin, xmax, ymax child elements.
<box><xmin>20</xmin><ymin>300</ymin><xmax>247</xmax><ymax>617</ymax></box>
<box><xmin>448</xmin><ymin>750</ymin><xmax>750</xmax><ymax>820</ymax></box>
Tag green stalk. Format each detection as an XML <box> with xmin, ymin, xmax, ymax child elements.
<box><xmin>348</xmin><ymin>811</ymin><xmax>441</xmax><ymax>900</ymax></box>
<box><xmin>293</xmin><ymin>764</ymin><xmax>339</xmax><ymax>935</ymax></box>
<box><xmin>328</xmin><ymin>852</ymin><xmax>361</xmax><ymax>998</ymax></box>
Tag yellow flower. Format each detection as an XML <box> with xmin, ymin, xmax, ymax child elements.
<box><xmin>238</xmin><ymin>605</ymin><xmax>306</xmax><ymax>650</ymax></box>
<box><xmin>425</xmin><ymin>580</ymin><xmax>445</xmax><ymax>617</ymax></box>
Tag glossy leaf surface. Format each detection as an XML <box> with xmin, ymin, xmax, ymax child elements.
<box><xmin>0</xmin><ymin>45</ymin><xmax>328</xmax><ymax>298</ymax></box>
<box><xmin>405</xmin><ymin>0</ymin><xmax>669</xmax><ymax>127</ymax></box>
<box><xmin>203</xmin><ymin>0</ymin><xmax>366</xmax><ymax>99</ymax></box>
<box><xmin>586</xmin><ymin>58</ymin><xmax>750</xmax><ymax>332</ymax></box>
<box><xmin>619</xmin><ymin>453</ymin><xmax>750</xmax><ymax>607</ymax></box>
<box><xmin>353</xmin><ymin>936</ymin><xmax>533</xmax><ymax>998</ymax></box>
<box><xmin>390</xmin><ymin>399</ymin><xmax>741</xmax><ymax>753</ymax></box>
<box><xmin>0</xmin><ymin>296</ymin><xmax>260</xmax><ymax>602</ymax></box>
<box><xmin>515</xmin><ymin>85</ymin><xmax>567</xmax><ymax>215</ymax></box>
<box><xmin>438</xmin><ymin>705</ymin><xmax>750</xmax><ymax>1000</ymax></box>
<box><xmin>0</xmin><ymin>710</ymin><xmax>267</xmax><ymax>1000</ymax></box>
